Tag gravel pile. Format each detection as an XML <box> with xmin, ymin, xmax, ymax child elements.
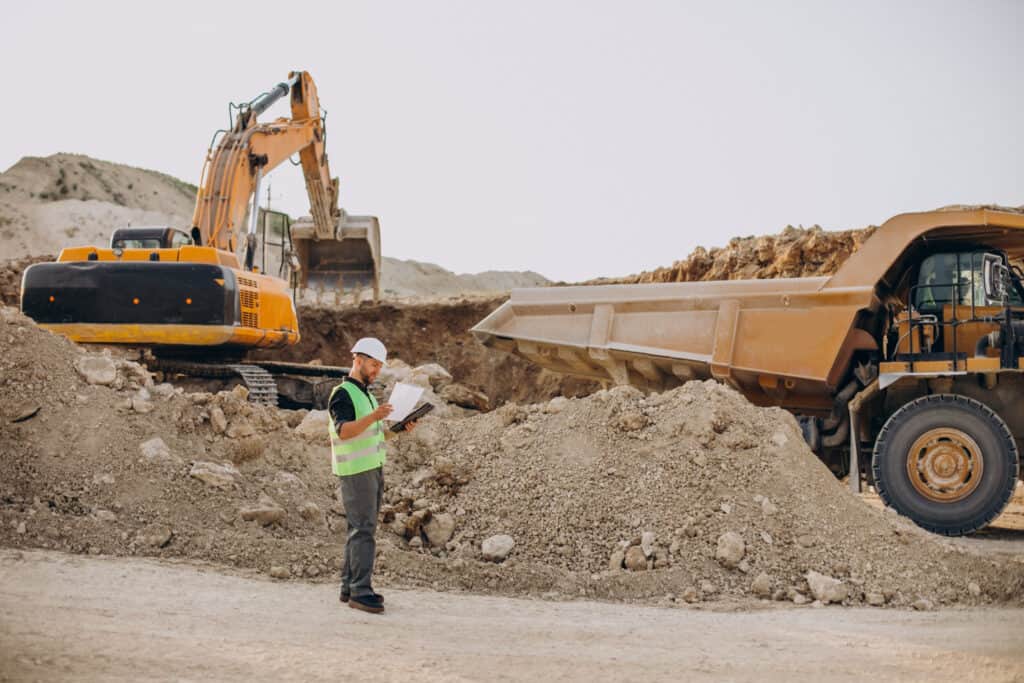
<box><xmin>1</xmin><ymin>305</ymin><xmax>1022</xmax><ymax>609</ymax></box>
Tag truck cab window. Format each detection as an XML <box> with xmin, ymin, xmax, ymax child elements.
<box><xmin>914</xmin><ymin>254</ymin><xmax>955</xmax><ymax>312</ymax></box>
<box><xmin>915</xmin><ymin>252</ymin><xmax>989</xmax><ymax>312</ymax></box>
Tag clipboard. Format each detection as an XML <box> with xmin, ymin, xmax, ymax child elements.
<box><xmin>389</xmin><ymin>402</ymin><xmax>434</xmax><ymax>432</ymax></box>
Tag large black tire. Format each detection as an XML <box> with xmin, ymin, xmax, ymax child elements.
<box><xmin>872</xmin><ymin>394</ymin><xmax>1019</xmax><ymax>536</ymax></box>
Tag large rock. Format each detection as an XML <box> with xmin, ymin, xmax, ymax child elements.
<box><xmin>640</xmin><ymin>531</ymin><xmax>656</xmax><ymax>558</ymax></box>
<box><xmin>136</xmin><ymin>526</ymin><xmax>173</xmax><ymax>548</ymax></box>
<box><xmin>189</xmin><ymin>461</ymin><xmax>241</xmax><ymax>488</ymax></box>
<box><xmin>715</xmin><ymin>532</ymin><xmax>745</xmax><ymax>569</ymax></box>
<box><xmin>240</xmin><ymin>496</ymin><xmax>286</xmax><ymax>526</ymax></box>
<box><xmin>297</xmin><ymin>501</ymin><xmax>320</xmax><ymax>521</ymax></box>
<box><xmin>615</xmin><ymin>411</ymin><xmax>650</xmax><ymax>432</ymax></box>
<box><xmin>225</xmin><ymin>418</ymin><xmax>255</xmax><ymax>439</ymax></box>
<box><xmin>294</xmin><ymin>410</ymin><xmax>329</xmax><ymax>442</ymax></box>
<box><xmin>481</xmin><ymin>534</ymin><xmax>515</xmax><ymax>562</ymax></box>
<box><xmin>210</xmin><ymin>406</ymin><xmax>228</xmax><ymax>434</ymax></box>
<box><xmin>116</xmin><ymin>359</ymin><xmax>153</xmax><ymax>387</ymax></box>
<box><xmin>751</xmin><ymin>572</ymin><xmax>773</xmax><ymax>597</ymax></box>
<box><xmin>139</xmin><ymin>437</ymin><xmax>179</xmax><ymax>465</ymax></box>
<box><xmin>624</xmin><ymin>546</ymin><xmax>648</xmax><ymax>571</ymax></box>
<box><xmin>806</xmin><ymin>570</ymin><xmax>848</xmax><ymax>604</ymax></box>
<box><xmin>414</xmin><ymin>363</ymin><xmax>453</xmax><ymax>390</ymax></box>
<box><xmin>440</xmin><ymin>384</ymin><xmax>490</xmax><ymax>411</ymax></box>
<box><xmin>75</xmin><ymin>355</ymin><xmax>117</xmax><ymax>386</ymax></box>
<box><xmin>131</xmin><ymin>397</ymin><xmax>155</xmax><ymax>414</ymax></box>
<box><xmin>423</xmin><ymin>512</ymin><xmax>456</xmax><ymax>547</ymax></box>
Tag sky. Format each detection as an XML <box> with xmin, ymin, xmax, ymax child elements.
<box><xmin>2</xmin><ymin>1</ymin><xmax>1022</xmax><ymax>282</ymax></box>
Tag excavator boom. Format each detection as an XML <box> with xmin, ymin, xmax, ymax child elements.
<box><xmin>191</xmin><ymin>71</ymin><xmax>379</xmax><ymax>300</ymax></box>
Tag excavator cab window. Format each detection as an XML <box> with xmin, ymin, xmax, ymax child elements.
<box><xmin>114</xmin><ymin>237</ymin><xmax>164</xmax><ymax>249</ymax></box>
<box><xmin>169</xmin><ymin>231</ymin><xmax>193</xmax><ymax>248</ymax></box>
<box><xmin>110</xmin><ymin>227</ymin><xmax>193</xmax><ymax>250</ymax></box>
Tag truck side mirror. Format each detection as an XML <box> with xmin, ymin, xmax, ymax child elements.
<box><xmin>982</xmin><ymin>253</ymin><xmax>1009</xmax><ymax>305</ymax></box>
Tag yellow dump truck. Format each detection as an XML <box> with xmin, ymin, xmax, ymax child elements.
<box><xmin>473</xmin><ymin>206</ymin><xmax>1024</xmax><ymax>536</ymax></box>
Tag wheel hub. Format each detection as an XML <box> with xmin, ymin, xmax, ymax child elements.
<box><xmin>906</xmin><ymin>428</ymin><xmax>984</xmax><ymax>503</ymax></box>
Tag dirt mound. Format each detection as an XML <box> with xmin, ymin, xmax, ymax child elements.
<box><xmin>1</xmin><ymin>307</ymin><xmax>1021</xmax><ymax>609</ymax></box>
<box><xmin>0</xmin><ymin>154</ymin><xmax>196</xmax><ymax>260</ymax></box>
<box><xmin>584</xmin><ymin>224</ymin><xmax>876</xmax><ymax>285</ymax></box>
<box><xmin>0</xmin><ymin>305</ymin><xmax>356</xmax><ymax>580</ymax></box>
<box><xmin>382</xmin><ymin>382</ymin><xmax>1024</xmax><ymax>606</ymax></box>
<box><xmin>0</xmin><ymin>255</ymin><xmax>50</xmax><ymax>306</ymax></box>
<box><xmin>594</xmin><ymin>205</ymin><xmax>1024</xmax><ymax>286</ymax></box>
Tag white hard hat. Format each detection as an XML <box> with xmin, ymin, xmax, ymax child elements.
<box><xmin>351</xmin><ymin>337</ymin><xmax>387</xmax><ymax>363</ymax></box>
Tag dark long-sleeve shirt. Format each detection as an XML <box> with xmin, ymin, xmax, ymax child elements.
<box><xmin>328</xmin><ymin>377</ymin><xmax>373</xmax><ymax>434</ymax></box>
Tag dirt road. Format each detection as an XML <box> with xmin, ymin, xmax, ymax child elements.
<box><xmin>0</xmin><ymin>549</ymin><xmax>1021</xmax><ymax>682</ymax></box>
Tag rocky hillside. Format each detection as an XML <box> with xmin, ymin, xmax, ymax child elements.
<box><xmin>0</xmin><ymin>154</ymin><xmax>196</xmax><ymax>260</ymax></box>
<box><xmin>0</xmin><ymin>153</ymin><xmax>552</xmax><ymax>297</ymax></box>
<box><xmin>380</xmin><ymin>257</ymin><xmax>548</xmax><ymax>298</ymax></box>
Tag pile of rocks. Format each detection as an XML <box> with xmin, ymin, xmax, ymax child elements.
<box><xmin>589</xmin><ymin>224</ymin><xmax>876</xmax><ymax>285</ymax></box>
<box><xmin>382</xmin><ymin>381</ymin><xmax>1024</xmax><ymax>607</ymax></box>
<box><xmin>1</xmin><ymin>304</ymin><xmax>1022</xmax><ymax>610</ymax></box>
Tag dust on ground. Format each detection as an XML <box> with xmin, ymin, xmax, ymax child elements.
<box><xmin>2</xmin><ymin>305</ymin><xmax>1022</xmax><ymax>612</ymax></box>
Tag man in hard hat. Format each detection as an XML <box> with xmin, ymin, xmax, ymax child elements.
<box><xmin>328</xmin><ymin>337</ymin><xmax>416</xmax><ymax>614</ymax></box>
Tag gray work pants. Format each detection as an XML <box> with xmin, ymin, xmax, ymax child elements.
<box><xmin>338</xmin><ymin>467</ymin><xmax>384</xmax><ymax>597</ymax></box>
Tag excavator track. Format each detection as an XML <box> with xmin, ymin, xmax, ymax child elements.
<box><xmin>227</xmin><ymin>364</ymin><xmax>278</xmax><ymax>406</ymax></box>
<box><xmin>146</xmin><ymin>358</ymin><xmax>279</xmax><ymax>406</ymax></box>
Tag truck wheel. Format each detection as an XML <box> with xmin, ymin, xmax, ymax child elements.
<box><xmin>872</xmin><ymin>394</ymin><xmax>1018</xmax><ymax>536</ymax></box>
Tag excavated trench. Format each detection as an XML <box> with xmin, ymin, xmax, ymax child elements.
<box><xmin>252</xmin><ymin>300</ymin><xmax>599</xmax><ymax>407</ymax></box>
<box><xmin>0</xmin><ymin>258</ymin><xmax>597</xmax><ymax>407</ymax></box>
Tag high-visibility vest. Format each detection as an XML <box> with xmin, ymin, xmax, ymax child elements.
<box><xmin>327</xmin><ymin>380</ymin><xmax>386</xmax><ymax>476</ymax></box>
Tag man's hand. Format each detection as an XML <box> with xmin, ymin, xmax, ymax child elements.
<box><xmin>372</xmin><ymin>403</ymin><xmax>394</xmax><ymax>421</ymax></box>
<box><xmin>403</xmin><ymin>420</ymin><xmax>417</xmax><ymax>433</ymax></box>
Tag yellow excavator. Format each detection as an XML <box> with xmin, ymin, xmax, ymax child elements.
<box><xmin>21</xmin><ymin>71</ymin><xmax>379</xmax><ymax>404</ymax></box>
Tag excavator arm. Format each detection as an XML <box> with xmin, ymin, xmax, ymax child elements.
<box><xmin>191</xmin><ymin>71</ymin><xmax>339</xmax><ymax>257</ymax></box>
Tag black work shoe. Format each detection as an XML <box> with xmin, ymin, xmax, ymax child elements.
<box><xmin>340</xmin><ymin>590</ymin><xmax>383</xmax><ymax>604</ymax></box>
<box><xmin>348</xmin><ymin>594</ymin><xmax>384</xmax><ymax>614</ymax></box>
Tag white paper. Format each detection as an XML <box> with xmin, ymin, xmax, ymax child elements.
<box><xmin>386</xmin><ymin>382</ymin><xmax>424</xmax><ymax>422</ymax></box>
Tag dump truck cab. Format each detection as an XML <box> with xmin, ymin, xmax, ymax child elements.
<box><xmin>473</xmin><ymin>206</ymin><xmax>1024</xmax><ymax>536</ymax></box>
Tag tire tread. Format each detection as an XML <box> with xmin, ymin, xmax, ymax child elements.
<box><xmin>872</xmin><ymin>393</ymin><xmax>1019</xmax><ymax>536</ymax></box>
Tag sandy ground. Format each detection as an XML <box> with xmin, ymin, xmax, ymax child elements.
<box><xmin>1</xmin><ymin>549</ymin><xmax>1021</xmax><ymax>683</ymax></box>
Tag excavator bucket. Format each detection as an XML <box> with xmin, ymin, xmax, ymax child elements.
<box><xmin>290</xmin><ymin>210</ymin><xmax>381</xmax><ymax>302</ymax></box>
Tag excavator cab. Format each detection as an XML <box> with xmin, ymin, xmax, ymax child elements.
<box><xmin>110</xmin><ymin>227</ymin><xmax>194</xmax><ymax>250</ymax></box>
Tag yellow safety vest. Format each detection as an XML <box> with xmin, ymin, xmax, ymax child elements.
<box><xmin>327</xmin><ymin>381</ymin><xmax>386</xmax><ymax>476</ymax></box>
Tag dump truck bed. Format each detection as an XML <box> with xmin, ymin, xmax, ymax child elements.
<box><xmin>472</xmin><ymin>207</ymin><xmax>1024</xmax><ymax>414</ymax></box>
<box><xmin>473</xmin><ymin>277</ymin><xmax>875</xmax><ymax>413</ymax></box>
